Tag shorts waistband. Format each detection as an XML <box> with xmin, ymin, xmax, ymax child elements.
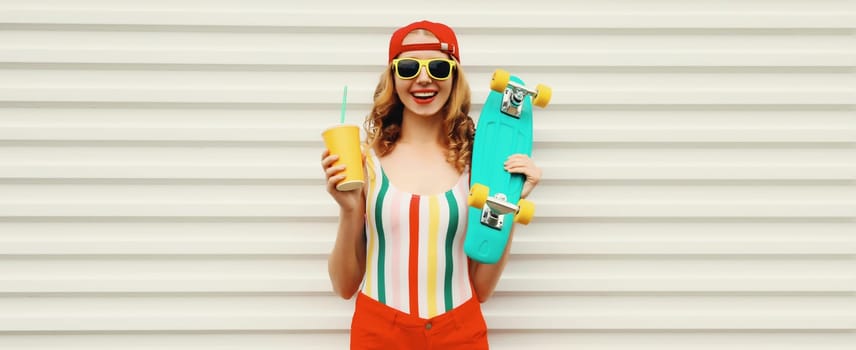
<box><xmin>355</xmin><ymin>292</ymin><xmax>481</xmax><ymax>329</ymax></box>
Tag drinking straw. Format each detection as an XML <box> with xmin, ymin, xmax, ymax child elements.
<box><xmin>340</xmin><ymin>85</ymin><xmax>348</xmax><ymax>124</ymax></box>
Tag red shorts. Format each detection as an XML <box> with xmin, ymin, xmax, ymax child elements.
<box><xmin>350</xmin><ymin>292</ymin><xmax>489</xmax><ymax>350</ymax></box>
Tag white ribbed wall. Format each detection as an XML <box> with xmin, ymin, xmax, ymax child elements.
<box><xmin>0</xmin><ymin>1</ymin><xmax>855</xmax><ymax>349</ymax></box>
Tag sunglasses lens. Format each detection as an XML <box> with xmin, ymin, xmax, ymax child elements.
<box><xmin>396</xmin><ymin>59</ymin><xmax>420</xmax><ymax>79</ymax></box>
<box><xmin>428</xmin><ymin>60</ymin><xmax>452</xmax><ymax>79</ymax></box>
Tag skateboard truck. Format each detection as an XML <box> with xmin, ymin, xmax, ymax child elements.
<box><xmin>480</xmin><ymin>193</ymin><xmax>518</xmax><ymax>230</ymax></box>
<box><xmin>491</xmin><ymin>69</ymin><xmax>551</xmax><ymax>118</ymax></box>
<box><xmin>500</xmin><ymin>81</ymin><xmax>540</xmax><ymax>118</ymax></box>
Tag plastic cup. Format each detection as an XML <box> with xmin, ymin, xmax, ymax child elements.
<box><xmin>322</xmin><ymin>124</ymin><xmax>365</xmax><ymax>191</ymax></box>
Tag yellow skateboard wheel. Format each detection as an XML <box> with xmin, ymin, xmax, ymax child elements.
<box><xmin>490</xmin><ymin>69</ymin><xmax>511</xmax><ymax>93</ymax></box>
<box><xmin>514</xmin><ymin>199</ymin><xmax>535</xmax><ymax>225</ymax></box>
<box><xmin>468</xmin><ymin>183</ymin><xmax>489</xmax><ymax>209</ymax></box>
<box><xmin>532</xmin><ymin>84</ymin><xmax>552</xmax><ymax>108</ymax></box>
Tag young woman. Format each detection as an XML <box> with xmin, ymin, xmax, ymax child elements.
<box><xmin>321</xmin><ymin>20</ymin><xmax>541</xmax><ymax>350</ymax></box>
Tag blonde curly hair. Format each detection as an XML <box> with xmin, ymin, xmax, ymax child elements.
<box><xmin>364</xmin><ymin>58</ymin><xmax>475</xmax><ymax>173</ymax></box>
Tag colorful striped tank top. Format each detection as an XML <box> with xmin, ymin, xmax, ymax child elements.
<box><xmin>362</xmin><ymin>149</ymin><xmax>472</xmax><ymax>319</ymax></box>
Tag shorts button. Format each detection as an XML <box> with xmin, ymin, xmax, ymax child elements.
<box><xmin>425</xmin><ymin>322</ymin><xmax>432</xmax><ymax>330</ymax></box>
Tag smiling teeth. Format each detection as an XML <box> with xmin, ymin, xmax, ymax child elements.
<box><xmin>413</xmin><ymin>92</ymin><xmax>436</xmax><ymax>98</ymax></box>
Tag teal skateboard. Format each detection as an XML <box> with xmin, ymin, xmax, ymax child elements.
<box><xmin>465</xmin><ymin>69</ymin><xmax>551</xmax><ymax>264</ymax></box>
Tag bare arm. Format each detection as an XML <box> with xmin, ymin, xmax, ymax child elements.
<box><xmin>328</xmin><ymin>206</ymin><xmax>367</xmax><ymax>299</ymax></box>
<box><xmin>470</xmin><ymin>154</ymin><xmax>541</xmax><ymax>302</ymax></box>
<box><xmin>322</xmin><ymin>150</ymin><xmax>368</xmax><ymax>299</ymax></box>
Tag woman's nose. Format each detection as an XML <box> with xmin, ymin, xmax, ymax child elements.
<box><xmin>415</xmin><ymin>66</ymin><xmax>432</xmax><ymax>83</ymax></box>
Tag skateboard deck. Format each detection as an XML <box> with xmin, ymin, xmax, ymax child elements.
<box><xmin>465</xmin><ymin>70</ymin><xmax>550</xmax><ymax>264</ymax></box>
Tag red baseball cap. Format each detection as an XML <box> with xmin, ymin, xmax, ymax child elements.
<box><xmin>388</xmin><ymin>20</ymin><xmax>461</xmax><ymax>63</ymax></box>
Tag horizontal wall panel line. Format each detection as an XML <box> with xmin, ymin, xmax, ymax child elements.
<box><xmin>0</xmin><ymin>315</ymin><xmax>851</xmax><ymax>332</ymax></box>
<box><xmin>486</xmin><ymin>316</ymin><xmax>856</xmax><ymax>331</ymax></box>
<box><xmin>3</xmin><ymin>49</ymin><xmax>854</xmax><ymax>67</ymax></box>
<box><xmin>1</xmin><ymin>127</ymin><xmax>853</xmax><ymax>143</ymax></box>
<box><xmin>545</xmin><ymin>165</ymin><xmax>856</xmax><ymax>181</ymax></box>
<box><xmin>0</xmin><ymin>253</ymin><xmax>852</xmax><ymax>260</ymax></box>
<box><xmin>0</xmin><ymin>329</ymin><xmax>846</xmax><ymax>335</ymax></box>
<box><xmin>0</xmin><ymin>204</ymin><xmax>332</xmax><ymax>218</ymax></box>
<box><xmin>2</xmin><ymin>88</ymin><xmax>855</xmax><ymax>105</ymax></box>
<box><xmin>0</xmin><ymin>331</ymin><xmax>853</xmax><ymax>340</ymax></box>
<box><xmin>2</xmin><ymin>10</ymin><xmax>855</xmax><ymax>28</ymax></box>
<box><xmin>1</xmin><ymin>102</ymin><xmax>853</xmax><ymax>111</ymax></box>
<box><xmin>0</xmin><ymin>127</ymin><xmax>330</xmax><ymax>142</ymax></box>
<box><xmin>538</xmin><ymin>129</ymin><xmax>856</xmax><ymax>143</ymax></box>
<box><xmin>0</xmin><ymin>203</ymin><xmax>853</xmax><ymax>218</ymax></box>
<box><xmin>0</xmin><ymin>240</ymin><xmax>851</xmax><ymax>255</ymax></box>
<box><xmin>0</xmin><ymin>165</ymin><xmax>852</xmax><ymax>181</ymax></box>
<box><xmin>0</xmin><ymin>277</ymin><xmax>852</xmax><ymax>293</ymax></box>
<box><xmin>1</xmin><ymin>141</ymin><xmax>854</xmax><ymax>149</ymax></box>
<box><xmin>498</xmin><ymin>278</ymin><xmax>856</xmax><ymax>293</ymax></box>
<box><xmin>511</xmin><ymin>241</ymin><xmax>856</xmax><ymax>255</ymax></box>
<box><xmin>2</xmin><ymin>26</ymin><xmax>854</xmax><ymax>38</ymax></box>
<box><xmin>533</xmin><ymin>203</ymin><xmax>856</xmax><ymax>218</ymax></box>
<box><xmin>0</xmin><ymin>217</ymin><xmax>847</xmax><ymax>225</ymax></box>
<box><xmin>0</xmin><ymin>278</ymin><xmax>331</xmax><ymax>293</ymax></box>
<box><xmin>2</xmin><ymin>64</ymin><xmax>853</xmax><ymax>75</ymax></box>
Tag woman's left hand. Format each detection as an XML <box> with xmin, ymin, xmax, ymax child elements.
<box><xmin>504</xmin><ymin>154</ymin><xmax>542</xmax><ymax>199</ymax></box>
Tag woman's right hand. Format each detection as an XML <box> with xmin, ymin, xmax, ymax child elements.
<box><xmin>321</xmin><ymin>149</ymin><xmax>365</xmax><ymax>212</ymax></box>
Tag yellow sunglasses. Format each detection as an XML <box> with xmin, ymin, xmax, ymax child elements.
<box><xmin>392</xmin><ymin>58</ymin><xmax>457</xmax><ymax>80</ymax></box>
